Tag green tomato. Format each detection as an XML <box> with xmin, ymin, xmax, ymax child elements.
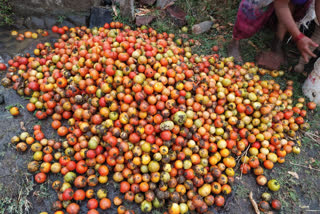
<box><xmin>268</xmin><ymin>179</ymin><xmax>280</xmax><ymax>191</ymax></box>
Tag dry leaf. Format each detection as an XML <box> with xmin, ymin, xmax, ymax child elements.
<box><xmin>180</xmin><ymin>34</ymin><xmax>189</xmax><ymax>39</ymax></box>
<box><xmin>310</xmin><ymin>158</ymin><xmax>316</xmax><ymax>163</ymax></box>
<box><xmin>20</xmin><ymin>121</ymin><xmax>27</xmax><ymax>131</ymax></box>
<box><xmin>194</xmin><ymin>40</ymin><xmax>201</xmax><ymax>46</ymax></box>
<box><xmin>162</xmin><ymin>1</ymin><xmax>175</xmax><ymax>10</ymax></box>
<box><xmin>135</xmin><ymin>8</ymin><xmax>153</xmax><ymax>16</ymax></box>
<box><xmin>288</xmin><ymin>171</ymin><xmax>299</xmax><ymax>179</ymax></box>
<box><xmin>112</xmin><ymin>4</ymin><xmax>118</xmax><ymax>16</ymax></box>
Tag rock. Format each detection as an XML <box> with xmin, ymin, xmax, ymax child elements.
<box><xmin>139</xmin><ymin>0</ymin><xmax>157</xmax><ymax>6</ymax></box>
<box><xmin>89</xmin><ymin>6</ymin><xmax>113</xmax><ymax>28</ymax></box>
<box><xmin>67</xmin><ymin>15</ymin><xmax>88</xmax><ymax>27</ymax></box>
<box><xmin>156</xmin><ymin>0</ymin><xmax>175</xmax><ymax>9</ymax></box>
<box><xmin>30</xmin><ymin>16</ymin><xmax>45</xmax><ymax>28</ymax></box>
<box><xmin>92</xmin><ymin>0</ymin><xmax>103</xmax><ymax>6</ymax></box>
<box><xmin>136</xmin><ymin>16</ymin><xmax>155</xmax><ymax>26</ymax></box>
<box><xmin>103</xmin><ymin>0</ymin><xmax>112</xmax><ymax>5</ymax></box>
<box><xmin>192</xmin><ymin>21</ymin><xmax>213</xmax><ymax>34</ymax></box>
<box><xmin>119</xmin><ymin>0</ymin><xmax>134</xmax><ymax>21</ymax></box>
<box><xmin>166</xmin><ymin>5</ymin><xmax>186</xmax><ymax>27</ymax></box>
<box><xmin>44</xmin><ymin>16</ymin><xmax>57</xmax><ymax>28</ymax></box>
<box><xmin>0</xmin><ymin>94</ymin><xmax>4</xmax><ymax>105</ymax></box>
<box><xmin>12</xmin><ymin>17</ymin><xmax>25</xmax><ymax>29</ymax></box>
<box><xmin>61</xmin><ymin>20</ymin><xmax>75</xmax><ymax>28</ymax></box>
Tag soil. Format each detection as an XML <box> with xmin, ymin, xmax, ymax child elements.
<box><xmin>0</xmin><ymin>24</ymin><xmax>319</xmax><ymax>214</ymax></box>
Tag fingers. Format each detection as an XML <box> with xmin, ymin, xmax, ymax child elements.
<box><xmin>302</xmin><ymin>53</ymin><xmax>309</xmax><ymax>63</ymax></box>
<box><xmin>305</xmin><ymin>47</ymin><xmax>317</xmax><ymax>58</ymax></box>
<box><xmin>310</xmin><ymin>40</ymin><xmax>319</xmax><ymax>48</ymax></box>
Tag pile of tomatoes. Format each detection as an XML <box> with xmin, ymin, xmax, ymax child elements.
<box><xmin>3</xmin><ymin>22</ymin><xmax>317</xmax><ymax>214</ymax></box>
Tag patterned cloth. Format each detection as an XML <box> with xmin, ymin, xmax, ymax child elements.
<box><xmin>233</xmin><ymin>0</ymin><xmax>312</xmax><ymax>40</ymax></box>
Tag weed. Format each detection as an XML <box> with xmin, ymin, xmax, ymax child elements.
<box><xmin>57</xmin><ymin>15</ymin><xmax>66</xmax><ymax>24</ymax></box>
<box><xmin>5</xmin><ymin>103</ymin><xmax>24</xmax><ymax>111</ymax></box>
<box><xmin>0</xmin><ymin>0</ymin><xmax>14</xmax><ymax>26</ymax></box>
<box><xmin>0</xmin><ymin>174</ymin><xmax>34</xmax><ymax>214</ymax></box>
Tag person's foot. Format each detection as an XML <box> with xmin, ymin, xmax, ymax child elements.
<box><xmin>228</xmin><ymin>39</ymin><xmax>243</xmax><ymax>63</ymax></box>
<box><xmin>256</xmin><ymin>50</ymin><xmax>285</xmax><ymax>70</ymax></box>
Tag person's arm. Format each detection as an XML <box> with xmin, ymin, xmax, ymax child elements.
<box><xmin>274</xmin><ymin>0</ymin><xmax>318</xmax><ymax>62</ymax></box>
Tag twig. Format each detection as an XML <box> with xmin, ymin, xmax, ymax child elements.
<box><xmin>249</xmin><ymin>191</ymin><xmax>260</xmax><ymax>214</ymax></box>
<box><xmin>289</xmin><ymin>162</ymin><xmax>320</xmax><ymax>172</ymax></box>
<box><xmin>236</xmin><ymin>144</ymin><xmax>250</xmax><ymax>179</ymax></box>
<box><xmin>303</xmin><ymin>131</ymin><xmax>320</xmax><ymax>145</ymax></box>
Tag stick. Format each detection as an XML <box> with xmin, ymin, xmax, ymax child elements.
<box><xmin>249</xmin><ymin>191</ymin><xmax>260</xmax><ymax>214</ymax></box>
<box><xmin>289</xmin><ymin>162</ymin><xmax>320</xmax><ymax>172</ymax></box>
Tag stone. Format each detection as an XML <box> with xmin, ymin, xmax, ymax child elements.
<box><xmin>103</xmin><ymin>0</ymin><xmax>112</xmax><ymax>5</ymax></box>
<box><xmin>61</xmin><ymin>20</ymin><xmax>75</xmax><ymax>28</ymax></box>
<box><xmin>0</xmin><ymin>94</ymin><xmax>4</xmax><ymax>105</ymax></box>
<box><xmin>156</xmin><ymin>0</ymin><xmax>175</xmax><ymax>9</ymax></box>
<box><xmin>67</xmin><ymin>15</ymin><xmax>88</xmax><ymax>27</ymax></box>
<box><xmin>12</xmin><ymin>17</ymin><xmax>25</xmax><ymax>29</ymax></box>
<box><xmin>89</xmin><ymin>6</ymin><xmax>113</xmax><ymax>28</ymax></box>
<box><xmin>11</xmin><ymin>0</ymin><xmax>92</xmax><ymax>17</ymax></box>
<box><xmin>23</xmin><ymin>17</ymin><xmax>32</xmax><ymax>29</ymax></box>
<box><xmin>136</xmin><ymin>16</ymin><xmax>155</xmax><ymax>26</ymax></box>
<box><xmin>44</xmin><ymin>16</ymin><xmax>57</xmax><ymax>28</ymax></box>
<box><xmin>119</xmin><ymin>0</ymin><xmax>134</xmax><ymax>21</ymax></box>
<box><xmin>192</xmin><ymin>21</ymin><xmax>213</xmax><ymax>34</ymax></box>
<box><xmin>30</xmin><ymin>16</ymin><xmax>45</xmax><ymax>29</ymax></box>
<box><xmin>92</xmin><ymin>0</ymin><xmax>103</xmax><ymax>7</ymax></box>
<box><xmin>166</xmin><ymin>5</ymin><xmax>186</xmax><ymax>27</ymax></box>
<box><xmin>139</xmin><ymin>0</ymin><xmax>157</xmax><ymax>6</ymax></box>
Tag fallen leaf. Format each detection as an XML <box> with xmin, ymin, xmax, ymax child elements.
<box><xmin>162</xmin><ymin>1</ymin><xmax>175</xmax><ymax>10</ymax></box>
<box><xmin>288</xmin><ymin>171</ymin><xmax>299</xmax><ymax>179</ymax></box>
<box><xmin>248</xmin><ymin>40</ymin><xmax>258</xmax><ymax>50</ymax></box>
<box><xmin>194</xmin><ymin>40</ymin><xmax>201</xmax><ymax>46</ymax></box>
<box><xmin>310</xmin><ymin>158</ymin><xmax>316</xmax><ymax>163</ymax></box>
<box><xmin>20</xmin><ymin>121</ymin><xmax>27</xmax><ymax>131</ymax></box>
<box><xmin>135</xmin><ymin>8</ymin><xmax>153</xmax><ymax>16</ymax></box>
<box><xmin>112</xmin><ymin>4</ymin><xmax>118</xmax><ymax>16</ymax></box>
<box><xmin>180</xmin><ymin>34</ymin><xmax>189</xmax><ymax>39</ymax></box>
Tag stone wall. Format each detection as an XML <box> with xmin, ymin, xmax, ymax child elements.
<box><xmin>11</xmin><ymin>0</ymin><xmax>99</xmax><ymax>16</ymax></box>
<box><xmin>9</xmin><ymin>0</ymin><xmax>108</xmax><ymax>28</ymax></box>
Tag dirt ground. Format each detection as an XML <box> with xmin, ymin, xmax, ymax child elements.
<box><xmin>0</xmin><ymin>1</ymin><xmax>320</xmax><ymax>213</ymax></box>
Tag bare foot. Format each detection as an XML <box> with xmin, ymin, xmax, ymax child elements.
<box><xmin>256</xmin><ymin>50</ymin><xmax>285</xmax><ymax>70</ymax></box>
<box><xmin>228</xmin><ymin>39</ymin><xmax>243</xmax><ymax>63</ymax></box>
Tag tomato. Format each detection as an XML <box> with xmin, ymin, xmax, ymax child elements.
<box><xmin>212</xmin><ymin>45</ymin><xmax>219</xmax><ymax>52</ymax></box>
<box><xmin>51</xmin><ymin>26</ymin><xmax>59</xmax><ymax>33</ymax></box>
<box><xmin>66</xmin><ymin>203</ymin><xmax>80</xmax><ymax>214</ymax></box>
<box><xmin>100</xmin><ymin>198</ymin><xmax>111</xmax><ymax>210</ymax></box>
<box><xmin>267</xmin><ymin>179</ymin><xmax>280</xmax><ymax>191</ymax></box>
<box><xmin>271</xmin><ymin>199</ymin><xmax>282</xmax><ymax>210</ymax></box>
<box><xmin>307</xmin><ymin>102</ymin><xmax>317</xmax><ymax>110</ymax></box>
<box><xmin>9</xmin><ymin>106</ymin><xmax>20</xmax><ymax>116</ymax></box>
<box><xmin>256</xmin><ymin>175</ymin><xmax>267</xmax><ymax>186</ymax></box>
<box><xmin>87</xmin><ymin>198</ymin><xmax>99</xmax><ymax>210</ymax></box>
<box><xmin>35</xmin><ymin>172</ymin><xmax>47</xmax><ymax>183</ymax></box>
<box><xmin>120</xmin><ymin>181</ymin><xmax>130</xmax><ymax>193</ymax></box>
<box><xmin>62</xmin><ymin>188</ymin><xmax>74</xmax><ymax>201</ymax></box>
<box><xmin>0</xmin><ymin>63</ymin><xmax>7</xmax><ymax>71</ymax></box>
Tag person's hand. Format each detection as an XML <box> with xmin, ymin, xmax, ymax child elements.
<box><xmin>296</xmin><ymin>36</ymin><xmax>318</xmax><ymax>63</ymax></box>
